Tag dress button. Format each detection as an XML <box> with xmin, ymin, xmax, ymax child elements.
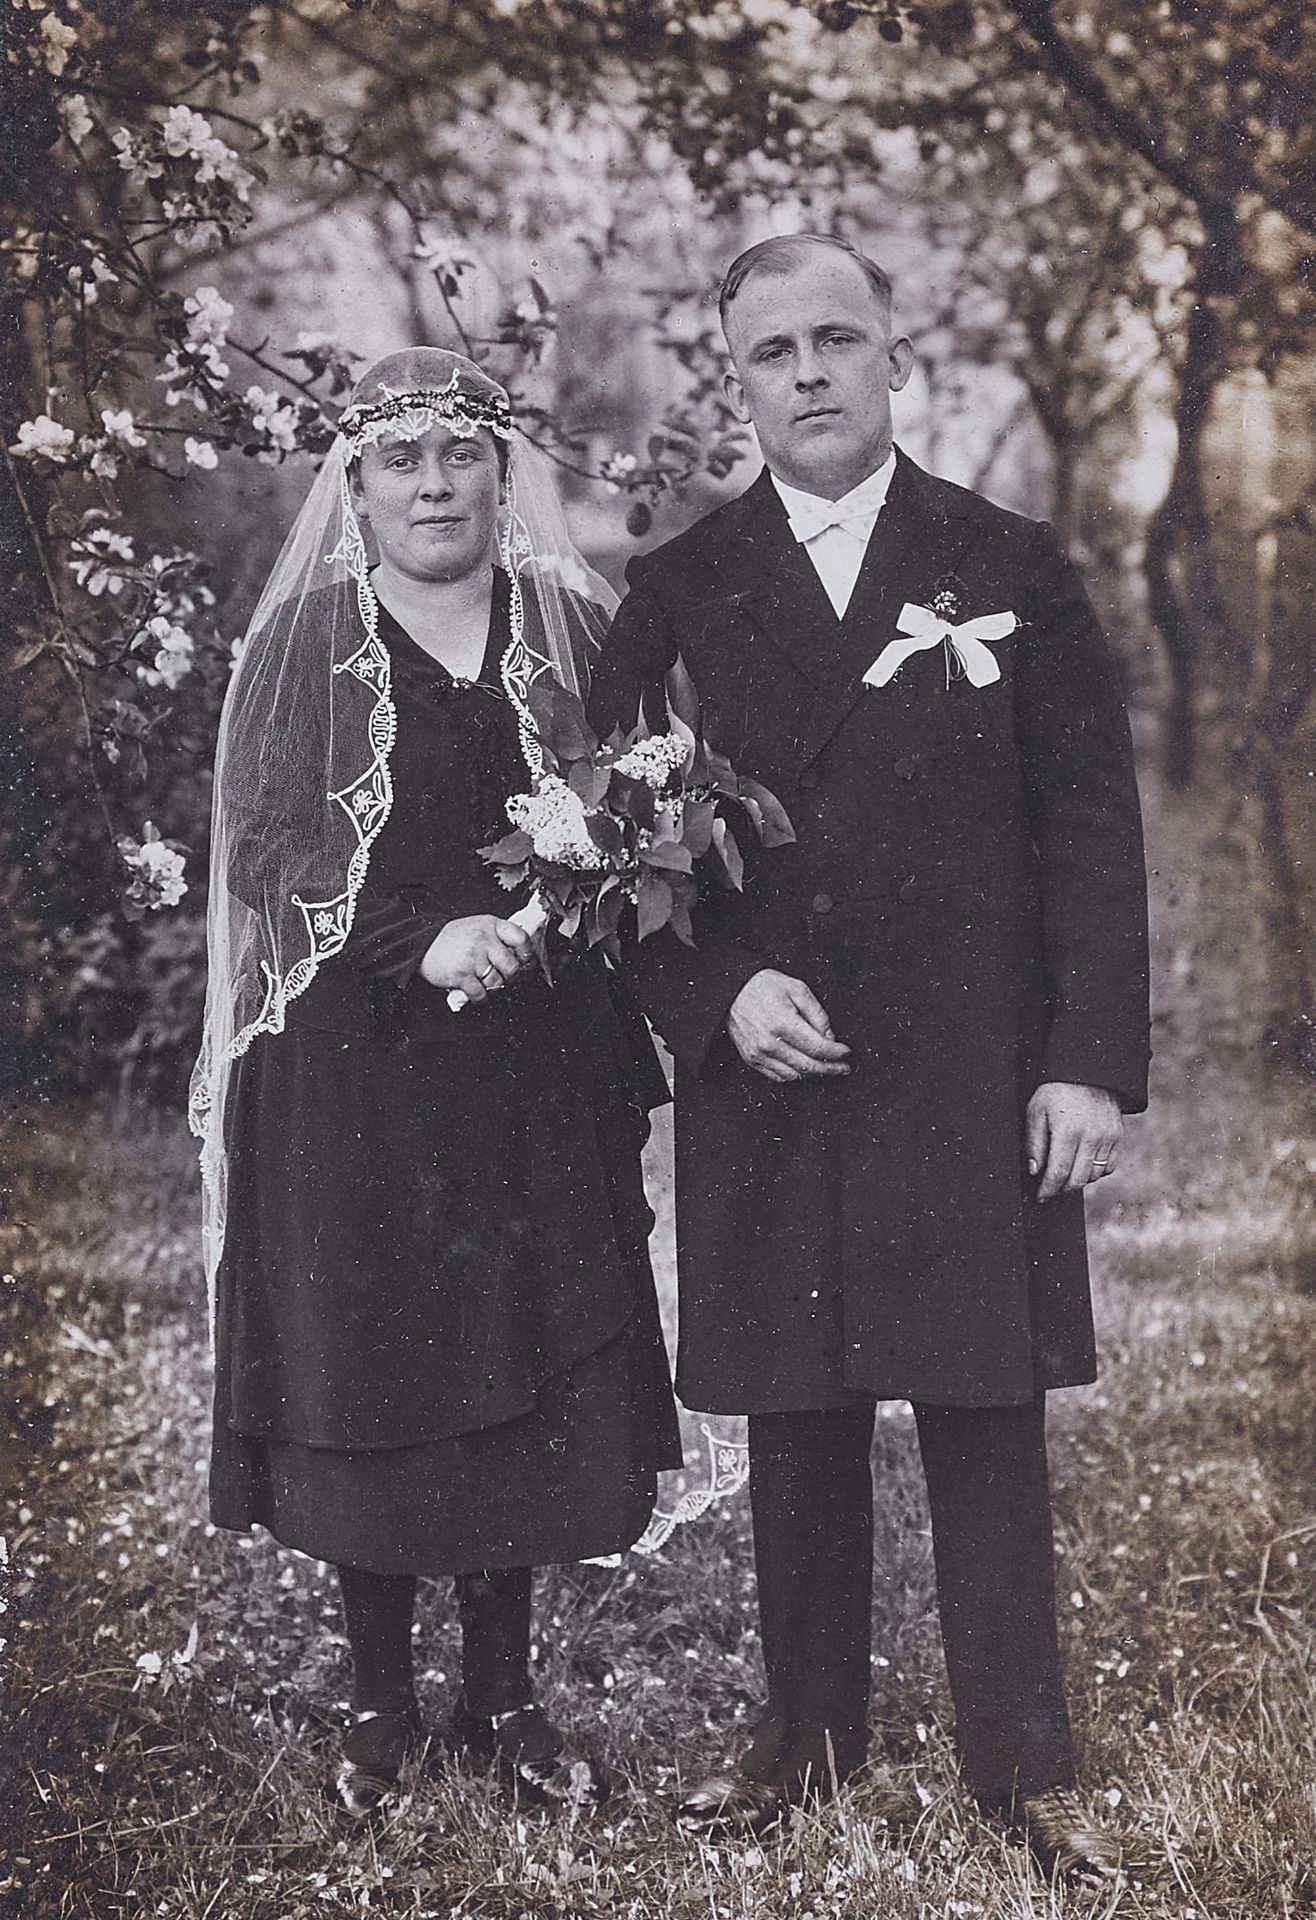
<box><xmin>894</xmin><ymin>754</ymin><xmax>917</xmax><ymax>780</ymax></box>
<box><xmin>812</xmin><ymin>890</ymin><xmax>834</xmax><ymax>915</ymax></box>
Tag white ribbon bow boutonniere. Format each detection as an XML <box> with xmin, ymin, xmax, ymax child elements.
<box><xmin>863</xmin><ymin>602</ymin><xmax>1019</xmax><ymax>690</ymax></box>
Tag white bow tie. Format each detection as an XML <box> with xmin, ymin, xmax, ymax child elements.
<box><xmin>785</xmin><ymin>496</ymin><xmax>881</xmax><ymax>545</ymax></box>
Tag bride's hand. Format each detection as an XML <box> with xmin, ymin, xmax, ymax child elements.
<box><xmin>419</xmin><ymin>915</ymin><xmax>534</xmax><ymax>1004</ymax></box>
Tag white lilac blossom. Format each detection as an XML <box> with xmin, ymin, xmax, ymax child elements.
<box><xmin>611</xmin><ymin>732</ymin><xmax>690</xmax><ymax>791</ymax></box>
<box><xmin>184</xmin><ymin>437</ymin><xmax>218</xmax><ymax>470</ymax></box>
<box><xmin>60</xmin><ymin>92</ymin><xmax>94</xmax><ymax>144</ymax></box>
<box><xmin>69</xmin><ymin>528</ymin><xmax>135</xmax><ymax>597</ymax></box>
<box><xmin>507</xmin><ymin>776</ymin><xmax>607</xmax><ymax>870</ymax></box>
<box><xmin>10</xmin><ymin>414</ymin><xmax>76</xmax><ymax>462</ymax></box>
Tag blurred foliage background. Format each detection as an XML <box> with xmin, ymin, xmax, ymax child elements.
<box><xmin>3</xmin><ymin>0</ymin><xmax>1314</xmax><ymax>1104</ymax></box>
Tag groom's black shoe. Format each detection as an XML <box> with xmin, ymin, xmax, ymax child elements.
<box><xmin>1014</xmin><ymin>1787</ymin><xmax>1123</xmax><ymax>1882</ymax></box>
<box><xmin>676</xmin><ymin>1712</ymin><xmax>866</xmax><ymax>1837</ymax></box>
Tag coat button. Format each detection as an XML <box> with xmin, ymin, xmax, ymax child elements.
<box><xmin>799</xmin><ymin>766</ymin><xmax>821</xmax><ymax>791</ymax></box>
<box><xmin>812</xmin><ymin>890</ymin><xmax>834</xmax><ymax>915</ymax></box>
<box><xmin>894</xmin><ymin>754</ymin><xmax>917</xmax><ymax>780</ymax></box>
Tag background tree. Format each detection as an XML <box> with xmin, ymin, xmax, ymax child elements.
<box><xmin>5</xmin><ymin>0</ymin><xmax>1315</xmax><ymax>1093</ymax></box>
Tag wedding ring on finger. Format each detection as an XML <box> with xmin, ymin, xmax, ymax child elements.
<box><xmin>478</xmin><ymin>964</ymin><xmax>499</xmax><ymax>987</ymax></box>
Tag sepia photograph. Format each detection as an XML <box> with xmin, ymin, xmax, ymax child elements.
<box><xmin>2</xmin><ymin>3</ymin><xmax>1314</xmax><ymax>1915</ymax></box>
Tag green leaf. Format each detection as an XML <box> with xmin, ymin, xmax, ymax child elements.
<box><xmin>669</xmin><ymin>899</ymin><xmax>695</xmax><ymax>946</ymax></box>
<box><xmin>527</xmin><ymin>677</ymin><xmax>597</xmax><ymax>763</ymax></box>
<box><xmin>478</xmin><ymin>828</ymin><xmax>534</xmax><ymax>864</ymax></box>
<box><xmin>710</xmin><ymin>817</ymin><xmax>745</xmax><ymax>890</ymax></box>
<box><xmin>611</xmin><ymin>772</ymin><xmax>655</xmax><ymax>832</ymax></box>
<box><xmin>664</xmin><ymin>655</ymin><xmax>701</xmax><ymax>751</ymax></box>
<box><xmin>636</xmin><ymin>871</ymin><xmax>673</xmax><ymax>941</ymax></box>
<box><xmin>738</xmin><ymin>776</ymin><xmax>796</xmax><ymax>847</ymax></box>
<box><xmin>641</xmin><ymin>839</ymin><xmax>694</xmax><ymax>874</ymax></box>
<box><xmin>586</xmin><ymin>810</ymin><xmax>625</xmax><ymax>859</ymax></box>
<box><xmin>680</xmin><ymin>798</ymin><xmax>716</xmax><ymax>858</ymax></box>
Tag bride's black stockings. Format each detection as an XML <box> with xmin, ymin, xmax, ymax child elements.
<box><xmin>335</xmin><ymin>1564</ymin><xmax>533</xmax><ymax>1719</ymax></box>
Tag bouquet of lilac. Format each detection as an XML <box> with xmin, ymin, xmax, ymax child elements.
<box><xmin>447</xmin><ymin>659</ymin><xmax>793</xmax><ymax>1009</ymax></box>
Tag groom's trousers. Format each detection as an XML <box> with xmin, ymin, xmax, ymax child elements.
<box><xmin>747</xmin><ymin>1393</ymin><xmax>1075</xmax><ymax>1809</ymax></box>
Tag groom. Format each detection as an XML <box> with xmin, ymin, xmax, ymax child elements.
<box><xmin>588</xmin><ymin>234</ymin><xmax>1150</xmax><ymax>1877</ymax></box>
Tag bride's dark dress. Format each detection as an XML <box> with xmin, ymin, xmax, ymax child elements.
<box><xmin>210</xmin><ymin>574</ymin><xmax>681</xmax><ymax>1574</ymax></box>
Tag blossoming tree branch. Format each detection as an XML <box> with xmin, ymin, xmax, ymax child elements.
<box><xmin>3</xmin><ymin>0</ymin><xmax>815</xmax><ymax>956</ymax></box>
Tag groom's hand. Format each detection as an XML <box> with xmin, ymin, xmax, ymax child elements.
<box><xmin>727</xmin><ymin>970</ymin><xmax>851</xmax><ymax>1084</ymax></box>
<box><xmin>1026</xmin><ymin>1081</ymin><xmax>1124</xmax><ymax>1201</ymax></box>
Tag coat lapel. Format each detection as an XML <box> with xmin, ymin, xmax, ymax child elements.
<box><xmin>701</xmin><ymin>471</ymin><xmax>841</xmax><ymax>687</ymax></box>
<box><xmin>797</xmin><ymin>452</ymin><xmax>977</xmax><ymax>768</ymax></box>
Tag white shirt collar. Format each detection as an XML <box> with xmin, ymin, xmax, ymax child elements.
<box><xmin>770</xmin><ymin>451</ymin><xmax>897</xmax><ymax>541</ymax></box>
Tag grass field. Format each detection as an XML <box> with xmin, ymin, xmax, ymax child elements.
<box><xmin>3</xmin><ymin>777</ymin><xmax>1315</xmax><ymax>1919</ymax></box>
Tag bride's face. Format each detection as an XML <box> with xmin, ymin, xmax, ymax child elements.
<box><xmin>351</xmin><ymin>423</ymin><xmax>503</xmax><ymax>584</ymax></box>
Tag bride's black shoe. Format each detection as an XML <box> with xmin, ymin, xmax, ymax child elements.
<box><xmin>445</xmin><ymin>1696</ymin><xmax>610</xmax><ymax>1809</ymax></box>
<box><xmin>334</xmin><ymin>1705</ymin><xmax>425</xmax><ymax>1818</ymax></box>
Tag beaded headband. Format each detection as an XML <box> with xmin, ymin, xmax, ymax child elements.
<box><xmin>337</xmin><ymin>371</ymin><xmax>514</xmax><ymax>458</ymax></box>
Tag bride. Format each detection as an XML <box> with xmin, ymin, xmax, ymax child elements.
<box><xmin>191</xmin><ymin>346</ymin><xmax>680</xmax><ymax>1816</ymax></box>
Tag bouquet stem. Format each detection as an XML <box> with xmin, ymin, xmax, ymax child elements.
<box><xmin>446</xmin><ymin>893</ymin><xmax>551</xmax><ymax>1012</ymax></box>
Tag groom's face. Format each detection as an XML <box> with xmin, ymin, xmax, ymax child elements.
<box><xmin>722</xmin><ymin>253</ymin><xmax>913</xmax><ymax>501</ymax></box>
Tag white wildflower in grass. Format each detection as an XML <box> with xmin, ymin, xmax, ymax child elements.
<box><xmin>101</xmin><ymin>409</ymin><xmax>146</xmax><ymax>450</ymax></box>
<box><xmin>10</xmin><ymin>414</ymin><xmax>76</xmax><ymax>462</ymax></box>
<box><xmin>135</xmin><ymin>1650</ymin><xmax>163</xmax><ymax>1677</ymax></box>
<box><xmin>611</xmin><ymin>732</ymin><xmax>689</xmax><ymax>792</ymax></box>
<box><xmin>60</xmin><ymin>93</ymin><xmax>94</xmax><ymax>144</ymax></box>
<box><xmin>184</xmin><ymin>437</ymin><xmax>218</xmax><ymax>470</ymax></box>
<box><xmin>70</xmin><ymin>528</ymin><xmax>136</xmax><ymax>596</ymax></box>
<box><xmin>183</xmin><ymin>285</ymin><xmax>234</xmax><ymax>347</ymax></box>
<box><xmin>507</xmin><ymin>777</ymin><xmax>607</xmax><ymax>870</ymax></box>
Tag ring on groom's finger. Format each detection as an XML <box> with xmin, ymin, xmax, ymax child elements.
<box><xmin>478</xmin><ymin>965</ymin><xmax>498</xmax><ymax>985</ymax></box>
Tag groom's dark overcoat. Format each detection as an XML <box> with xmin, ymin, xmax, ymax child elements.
<box><xmin>589</xmin><ymin>451</ymin><xmax>1150</xmax><ymax>1414</ymax></box>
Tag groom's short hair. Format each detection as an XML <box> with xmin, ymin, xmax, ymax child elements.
<box><xmin>718</xmin><ymin>234</ymin><xmax>894</xmax><ymax>333</ymax></box>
